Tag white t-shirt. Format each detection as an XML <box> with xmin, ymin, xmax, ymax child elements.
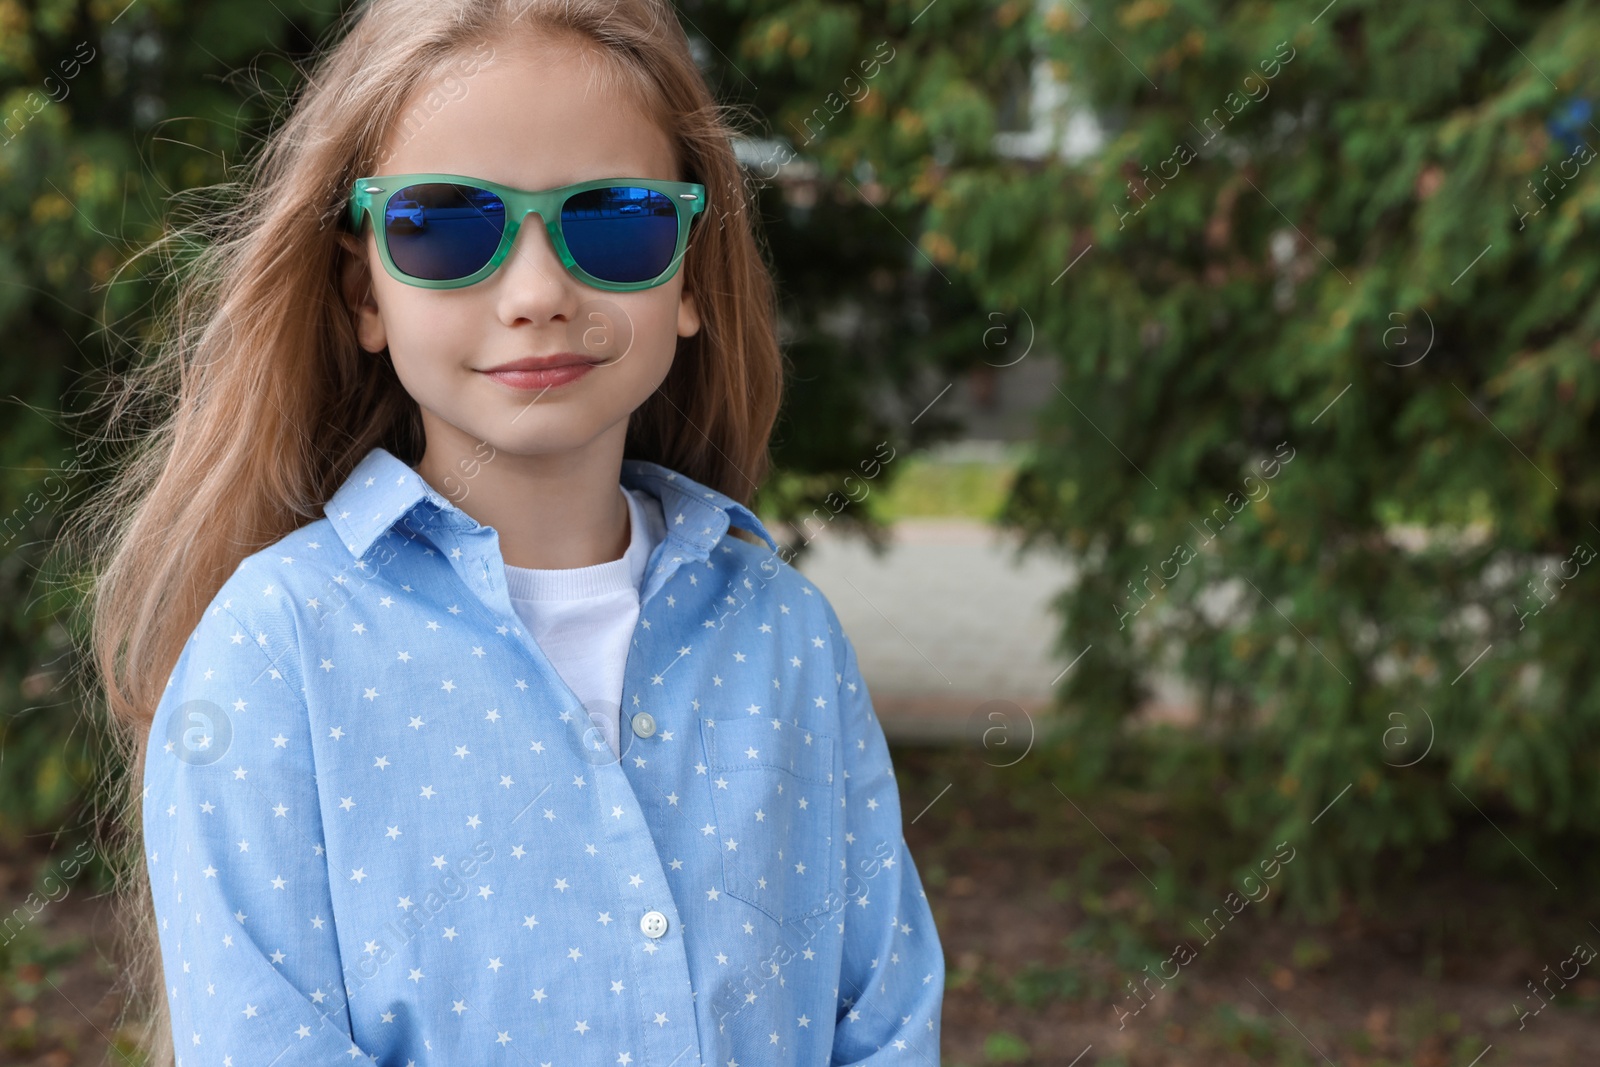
<box><xmin>502</xmin><ymin>484</ymin><xmax>667</xmax><ymax>759</ymax></box>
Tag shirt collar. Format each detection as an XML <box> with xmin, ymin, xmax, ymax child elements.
<box><xmin>324</xmin><ymin>446</ymin><xmax>779</xmax><ymax>562</ymax></box>
<box><xmin>620</xmin><ymin>457</ymin><xmax>780</xmax><ymax>555</ymax></box>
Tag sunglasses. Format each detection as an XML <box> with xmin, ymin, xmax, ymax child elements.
<box><xmin>346</xmin><ymin>173</ymin><xmax>707</xmax><ymax>292</ymax></box>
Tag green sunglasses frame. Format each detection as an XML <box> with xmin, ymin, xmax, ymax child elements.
<box><xmin>346</xmin><ymin>173</ymin><xmax>708</xmax><ymax>292</ymax></box>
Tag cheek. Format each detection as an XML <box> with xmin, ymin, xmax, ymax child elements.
<box><xmin>585</xmin><ymin>290</ymin><xmax>682</xmax><ymax>380</ymax></box>
<box><xmin>378</xmin><ymin>290</ymin><xmax>477</xmax><ymax>390</ymax></box>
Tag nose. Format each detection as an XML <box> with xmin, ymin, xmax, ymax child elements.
<box><xmin>490</xmin><ymin>209</ymin><xmax>580</xmax><ymax>320</ymax></box>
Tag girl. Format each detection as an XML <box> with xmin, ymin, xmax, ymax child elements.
<box><xmin>89</xmin><ymin>1</ymin><xmax>943</xmax><ymax>1064</ymax></box>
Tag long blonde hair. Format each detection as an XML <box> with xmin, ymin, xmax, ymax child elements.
<box><xmin>76</xmin><ymin>2</ymin><xmax>783</xmax><ymax>1059</ymax></box>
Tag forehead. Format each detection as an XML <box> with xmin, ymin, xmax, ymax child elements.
<box><xmin>377</xmin><ymin>35</ymin><xmax>677</xmax><ymax>190</ymax></box>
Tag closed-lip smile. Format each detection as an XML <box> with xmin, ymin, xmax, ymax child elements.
<box><xmin>478</xmin><ymin>353</ymin><xmax>600</xmax><ymax>391</ymax></box>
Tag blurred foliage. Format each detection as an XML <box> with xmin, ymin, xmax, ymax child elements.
<box><xmin>0</xmin><ymin>0</ymin><xmax>351</xmax><ymax>882</ymax></box>
<box><xmin>915</xmin><ymin>0</ymin><xmax>1600</xmax><ymax>916</ymax></box>
<box><xmin>690</xmin><ymin>0</ymin><xmax>1600</xmax><ymax>917</ymax></box>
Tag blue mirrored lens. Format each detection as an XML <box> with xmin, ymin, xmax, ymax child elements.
<box><xmin>385</xmin><ymin>183</ymin><xmax>506</xmax><ymax>281</ymax></box>
<box><xmin>561</xmin><ymin>187</ymin><xmax>680</xmax><ymax>284</ymax></box>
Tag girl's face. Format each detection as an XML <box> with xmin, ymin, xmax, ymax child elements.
<box><xmin>338</xmin><ymin>37</ymin><xmax>701</xmax><ymax>463</ymax></box>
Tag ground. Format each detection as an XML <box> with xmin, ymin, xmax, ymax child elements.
<box><xmin>894</xmin><ymin>746</ymin><xmax>1600</xmax><ymax>1067</ymax></box>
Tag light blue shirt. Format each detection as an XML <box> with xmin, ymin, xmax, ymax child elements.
<box><xmin>142</xmin><ymin>445</ymin><xmax>944</xmax><ymax>1066</ymax></box>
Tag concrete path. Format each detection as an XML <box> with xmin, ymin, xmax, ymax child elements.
<box><xmin>793</xmin><ymin>517</ymin><xmax>1085</xmax><ymax>743</ymax></box>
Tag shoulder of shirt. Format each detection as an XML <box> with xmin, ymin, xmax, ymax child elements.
<box><xmin>218</xmin><ymin>512</ymin><xmax>351</xmax><ymax>593</ymax></box>
<box><xmin>704</xmin><ymin>524</ymin><xmax>852</xmax><ymax>656</ymax></box>
<box><xmin>193</xmin><ymin>513</ymin><xmax>348</xmax><ymax>669</ymax></box>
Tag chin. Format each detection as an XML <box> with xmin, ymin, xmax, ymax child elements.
<box><xmin>477</xmin><ymin>416</ymin><xmax>621</xmax><ymax>457</ymax></box>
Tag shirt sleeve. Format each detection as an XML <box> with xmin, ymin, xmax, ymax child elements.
<box><xmin>142</xmin><ymin>594</ymin><xmax>370</xmax><ymax>1064</ymax></box>
<box><xmin>829</xmin><ymin>626</ymin><xmax>945</xmax><ymax>1065</ymax></box>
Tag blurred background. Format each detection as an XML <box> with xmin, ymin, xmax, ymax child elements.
<box><xmin>3</xmin><ymin>0</ymin><xmax>1599</xmax><ymax>1063</ymax></box>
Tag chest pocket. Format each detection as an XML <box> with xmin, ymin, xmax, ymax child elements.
<box><xmin>701</xmin><ymin>714</ymin><xmax>836</xmax><ymax>925</ymax></box>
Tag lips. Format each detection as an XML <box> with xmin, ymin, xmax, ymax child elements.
<box><xmin>482</xmin><ymin>353</ymin><xmax>595</xmax><ymax>372</ymax></box>
<box><xmin>478</xmin><ymin>353</ymin><xmax>601</xmax><ymax>392</ymax></box>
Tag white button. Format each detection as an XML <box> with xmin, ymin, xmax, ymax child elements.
<box><xmin>640</xmin><ymin>910</ymin><xmax>668</xmax><ymax>938</ymax></box>
<box><xmin>631</xmin><ymin>712</ymin><xmax>657</xmax><ymax>738</ymax></box>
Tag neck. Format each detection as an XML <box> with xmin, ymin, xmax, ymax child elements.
<box><xmin>413</xmin><ymin>417</ymin><xmax>631</xmax><ymax>570</ymax></box>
